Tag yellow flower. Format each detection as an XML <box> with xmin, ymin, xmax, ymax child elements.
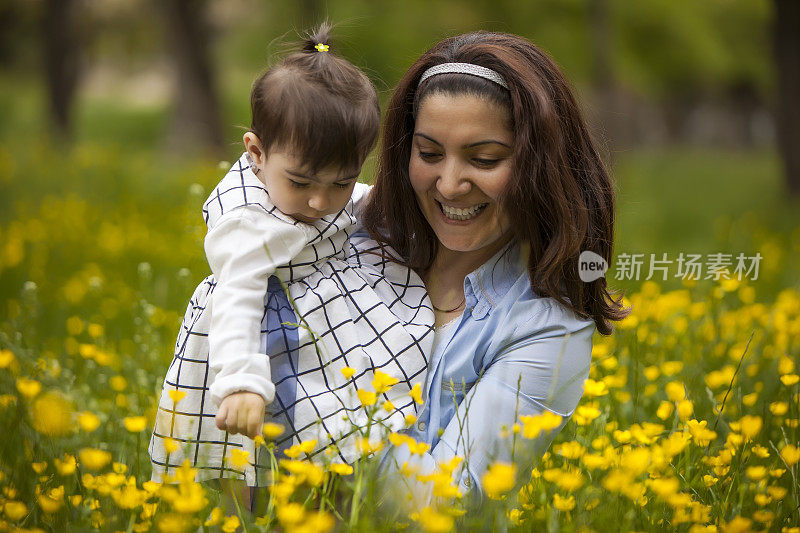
<box><xmin>253</xmin><ymin>435</ymin><xmax>265</xmax><ymax>447</ymax></box>
<box><xmin>112</xmin><ymin>484</ymin><xmax>148</xmax><ymax>510</ymax></box>
<box><xmin>752</xmin><ymin>445</ymin><xmax>770</xmax><ymax>458</ymax></box>
<box><xmin>554</xmin><ymin>470</ymin><xmax>584</xmax><ymax>491</ymax></box>
<box><xmin>753</xmin><ymin>493</ymin><xmax>771</xmax><ymax>506</ymax></box>
<box><xmin>16</xmin><ymin>378</ymin><xmax>42</xmax><ymax>398</ymax></box>
<box><xmin>30</xmin><ymin>390</ymin><xmax>74</xmax><ymax>437</ymax></box>
<box><xmin>739</xmin><ymin>415</ymin><xmax>762</xmax><ymax>440</ymax></box>
<box><xmin>702</xmin><ymin>474</ymin><xmax>718</xmax><ymax>487</ymax></box>
<box><xmin>383</xmin><ymin>400</ymin><xmax>395</xmax><ymax>411</ymax></box>
<box><xmin>109</xmin><ymin>375</ymin><xmax>127</xmax><ymax>392</ymax></box>
<box><xmin>410</xmin><ymin>506</ymin><xmax>453</xmax><ymax>533</ymax></box>
<box><xmin>405</xmin><ymin>413</ymin><xmax>417</xmax><ymax>426</ymax></box>
<box><xmin>164</xmin><ymin>438</ymin><xmax>179</xmax><ymax>453</ymax></box>
<box><xmin>676</xmin><ymin>400</ymin><xmax>693</xmax><ymax>421</ymax></box>
<box><xmin>665</xmin><ymin>381</ymin><xmax>685</xmax><ymax>402</ymax></box>
<box><xmin>54</xmin><ymin>454</ymin><xmax>77</xmax><ymax>476</ymax></box>
<box><xmin>262</xmin><ymin>422</ymin><xmax>285</xmax><ymax>440</ymax></box>
<box><xmin>482</xmin><ymin>462</ymin><xmax>516</xmax><ymax>500</ymax></box>
<box><xmin>554</xmin><ymin>441</ymin><xmax>585</xmax><ymax>460</ymax></box>
<box><xmin>656</xmin><ymin>401</ymin><xmax>674</xmax><ymax>420</ymax></box>
<box><xmin>619</xmin><ymin>447</ymin><xmax>650</xmax><ymax>476</ymax></box>
<box><xmin>329</xmin><ymin>463</ymin><xmax>353</xmax><ymax>476</ymax></box>
<box><xmin>745</xmin><ymin>466</ymin><xmax>767</xmax><ymax>481</ymax></box>
<box><xmin>357</xmin><ymin>388</ymin><xmax>377</xmax><ymax>407</ymax></box>
<box><xmin>229</xmin><ymin>449</ymin><xmax>250</xmax><ymax>469</ymax></box>
<box><xmin>372</xmin><ymin>370</ymin><xmax>399</xmax><ymax>394</ymax></box>
<box><xmin>520</xmin><ymin>411</ymin><xmax>562</xmax><ymax>439</ymax></box>
<box><xmin>78</xmin><ymin>448</ymin><xmax>112</xmax><ymax>471</ymax></box>
<box><xmin>341</xmin><ymin>366</ymin><xmax>356</xmax><ymax>379</ymax></box>
<box><xmin>221</xmin><ymin>515</ymin><xmax>240</xmax><ymax>533</ymax></box>
<box><xmin>356</xmin><ymin>437</ymin><xmax>384</xmax><ymax>455</ymax></box>
<box><xmin>573</xmin><ymin>403</ymin><xmax>601</xmax><ymax>425</ymax></box>
<box><xmin>780</xmin><ymin>444</ymin><xmax>800</xmax><ymax>466</ymax></box>
<box><xmin>553</xmin><ymin>493</ymin><xmax>576</xmax><ymax>512</ymax></box>
<box><xmin>767</xmin><ymin>485</ymin><xmax>787</xmax><ymax>499</ymax></box>
<box><xmin>0</xmin><ymin>349</ymin><xmax>16</xmax><ymax>368</ymax></box>
<box><xmin>87</xmin><ymin>323</ymin><xmax>104</xmax><ymax>338</ymax></box>
<box><xmin>203</xmin><ymin>507</ymin><xmax>223</xmax><ymax>527</ymax></box>
<box><xmin>123</xmin><ymin>416</ymin><xmax>147</xmax><ymax>432</ymax></box>
<box><xmin>277</xmin><ymin>502</ymin><xmax>305</xmax><ymax>525</ymax></box>
<box><xmin>3</xmin><ymin>501</ymin><xmax>27</xmax><ymax>521</ymax></box>
<box><xmin>581</xmin><ymin>453</ymin><xmax>609</xmax><ymax>470</ymax></box>
<box><xmin>778</xmin><ymin>355</ymin><xmax>795</xmax><ymax>375</ymax></box>
<box><xmin>409</xmin><ymin>383</ymin><xmax>423</xmax><ymax>404</ymax></box>
<box><xmin>769</xmin><ymin>402</ymin><xmax>788</xmax><ymax>416</ymax></box>
<box><xmin>284</xmin><ymin>439</ymin><xmax>317</xmax><ymax>458</ymax></box>
<box><xmin>168</xmin><ymin>389</ymin><xmax>186</xmax><ymax>404</ymax></box>
<box><xmin>643</xmin><ymin>365</ymin><xmax>660</xmax><ymax>381</ymax></box>
<box><xmin>304</xmin><ymin>511</ymin><xmax>335</xmax><ymax>533</ymax></box>
<box><xmin>78</xmin><ymin>411</ymin><xmax>101</xmax><ymax>432</ymax></box>
<box><xmin>780</xmin><ymin>374</ymin><xmax>800</xmax><ymax>386</ymax></box>
<box><xmin>582</xmin><ymin>378</ymin><xmax>608</xmax><ymax>397</ymax></box>
<box><xmin>157</xmin><ymin>513</ymin><xmax>190</xmax><ymax>533</ymax></box>
<box><xmin>280</xmin><ymin>459</ymin><xmax>326</xmax><ymax>486</ymax></box>
<box><xmin>143</xmin><ymin>481</ymin><xmax>161</xmax><ymax>495</ymax></box>
<box><xmin>686</xmin><ymin>420</ymin><xmax>717</xmax><ymax>447</ymax></box>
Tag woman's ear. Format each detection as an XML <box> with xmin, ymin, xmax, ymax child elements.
<box><xmin>243</xmin><ymin>132</ymin><xmax>266</xmax><ymax>169</ymax></box>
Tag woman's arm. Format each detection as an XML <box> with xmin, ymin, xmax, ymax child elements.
<box><xmin>384</xmin><ymin>309</ymin><xmax>594</xmax><ymax>501</ymax></box>
<box><xmin>204</xmin><ymin>206</ymin><xmax>307</xmax><ymax>409</ymax></box>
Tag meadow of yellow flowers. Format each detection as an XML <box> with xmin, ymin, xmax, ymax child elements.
<box><xmin>0</xmin><ymin>143</ymin><xmax>799</xmax><ymax>532</ymax></box>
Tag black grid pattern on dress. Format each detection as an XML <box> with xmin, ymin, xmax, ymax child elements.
<box><xmin>148</xmin><ymin>155</ymin><xmax>434</xmax><ymax>486</ymax></box>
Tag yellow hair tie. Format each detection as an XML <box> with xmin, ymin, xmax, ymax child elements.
<box><xmin>314</xmin><ymin>43</ymin><xmax>329</xmax><ymax>52</ymax></box>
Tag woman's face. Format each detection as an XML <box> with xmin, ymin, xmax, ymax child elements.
<box><xmin>409</xmin><ymin>93</ymin><xmax>514</xmax><ymax>256</ymax></box>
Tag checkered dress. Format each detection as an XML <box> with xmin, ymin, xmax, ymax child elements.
<box><xmin>148</xmin><ymin>154</ymin><xmax>434</xmax><ymax>486</ymax></box>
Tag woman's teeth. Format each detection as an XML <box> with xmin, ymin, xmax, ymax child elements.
<box><xmin>439</xmin><ymin>202</ymin><xmax>488</xmax><ymax>221</ymax></box>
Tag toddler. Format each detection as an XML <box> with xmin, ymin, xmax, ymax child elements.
<box><xmin>148</xmin><ymin>24</ymin><xmax>433</xmax><ymax>492</ymax></box>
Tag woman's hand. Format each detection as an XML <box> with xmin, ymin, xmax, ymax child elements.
<box><xmin>215</xmin><ymin>391</ymin><xmax>266</xmax><ymax>439</ymax></box>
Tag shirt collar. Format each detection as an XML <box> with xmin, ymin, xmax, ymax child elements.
<box><xmin>463</xmin><ymin>240</ymin><xmax>528</xmax><ymax>320</ymax></box>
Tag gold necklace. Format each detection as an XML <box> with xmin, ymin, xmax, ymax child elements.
<box><xmin>431</xmin><ymin>296</ymin><xmax>466</xmax><ymax>313</ymax></box>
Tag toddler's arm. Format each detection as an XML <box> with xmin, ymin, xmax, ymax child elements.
<box><xmin>204</xmin><ymin>205</ymin><xmax>307</xmax><ymax>423</ymax></box>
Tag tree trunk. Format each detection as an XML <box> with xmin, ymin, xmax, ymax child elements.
<box><xmin>773</xmin><ymin>0</ymin><xmax>800</xmax><ymax>196</ymax></box>
<box><xmin>587</xmin><ymin>0</ymin><xmax>624</xmax><ymax>151</ymax></box>
<box><xmin>162</xmin><ymin>0</ymin><xmax>224</xmax><ymax>157</ymax></box>
<box><xmin>42</xmin><ymin>0</ymin><xmax>80</xmax><ymax>139</ymax></box>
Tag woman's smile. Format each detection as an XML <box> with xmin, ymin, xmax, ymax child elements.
<box><xmin>409</xmin><ymin>93</ymin><xmax>515</xmax><ymax>255</ymax></box>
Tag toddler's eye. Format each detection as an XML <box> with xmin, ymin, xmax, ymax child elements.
<box><xmin>334</xmin><ymin>182</ymin><xmax>352</xmax><ymax>189</ymax></box>
<box><xmin>289</xmin><ymin>179</ymin><xmax>310</xmax><ymax>188</ymax></box>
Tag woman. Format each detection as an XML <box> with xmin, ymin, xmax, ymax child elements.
<box><xmin>361</xmin><ymin>30</ymin><xmax>626</xmax><ymax>495</ymax></box>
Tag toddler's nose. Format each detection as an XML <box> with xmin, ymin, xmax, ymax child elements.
<box><xmin>308</xmin><ymin>193</ymin><xmax>329</xmax><ymax>212</ymax></box>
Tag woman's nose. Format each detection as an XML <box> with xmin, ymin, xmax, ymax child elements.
<box><xmin>436</xmin><ymin>160</ymin><xmax>471</xmax><ymax>198</ymax></box>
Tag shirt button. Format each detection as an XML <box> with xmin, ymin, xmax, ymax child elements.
<box><xmin>417</xmin><ymin>421</ymin><xmax>427</xmax><ymax>432</ymax></box>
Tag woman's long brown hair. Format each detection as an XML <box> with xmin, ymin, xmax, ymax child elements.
<box><xmin>362</xmin><ymin>31</ymin><xmax>628</xmax><ymax>335</ymax></box>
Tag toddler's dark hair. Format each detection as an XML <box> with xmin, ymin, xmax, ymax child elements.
<box><xmin>249</xmin><ymin>22</ymin><xmax>379</xmax><ymax>174</ymax></box>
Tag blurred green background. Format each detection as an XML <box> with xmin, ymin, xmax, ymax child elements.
<box><xmin>0</xmin><ymin>0</ymin><xmax>798</xmax><ymax>347</ymax></box>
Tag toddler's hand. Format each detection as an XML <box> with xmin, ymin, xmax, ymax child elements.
<box><xmin>215</xmin><ymin>391</ymin><xmax>266</xmax><ymax>439</ymax></box>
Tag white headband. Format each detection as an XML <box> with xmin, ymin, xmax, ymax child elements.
<box><xmin>418</xmin><ymin>62</ymin><xmax>509</xmax><ymax>90</ymax></box>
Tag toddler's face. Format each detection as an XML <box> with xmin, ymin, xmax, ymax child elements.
<box><xmin>257</xmin><ymin>147</ymin><xmax>360</xmax><ymax>223</ymax></box>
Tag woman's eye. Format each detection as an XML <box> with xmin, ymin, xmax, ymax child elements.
<box><xmin>419</xmin><ymin>151</ymin><xmax>441</xmax><ymax>162</ymax></box>
<box><xmin>333</xmin><ymin>182</ymin><xmax>352</xmax><ymax>189</ymax></box>
<box><xmin>289</xmin><ymin>179</ymin><xmax>310</xmax><ymax>188</ymax></box>
<box><xmin>473</xmin><ymin>158</ymin><xmax>499</xmax><ymax>167</ymax></box>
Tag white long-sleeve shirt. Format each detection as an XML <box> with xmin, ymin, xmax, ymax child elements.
<box><xmin>202</xmin><ymin>152</ymin><xmax>370</xmax><ymax>408</ymax></box>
